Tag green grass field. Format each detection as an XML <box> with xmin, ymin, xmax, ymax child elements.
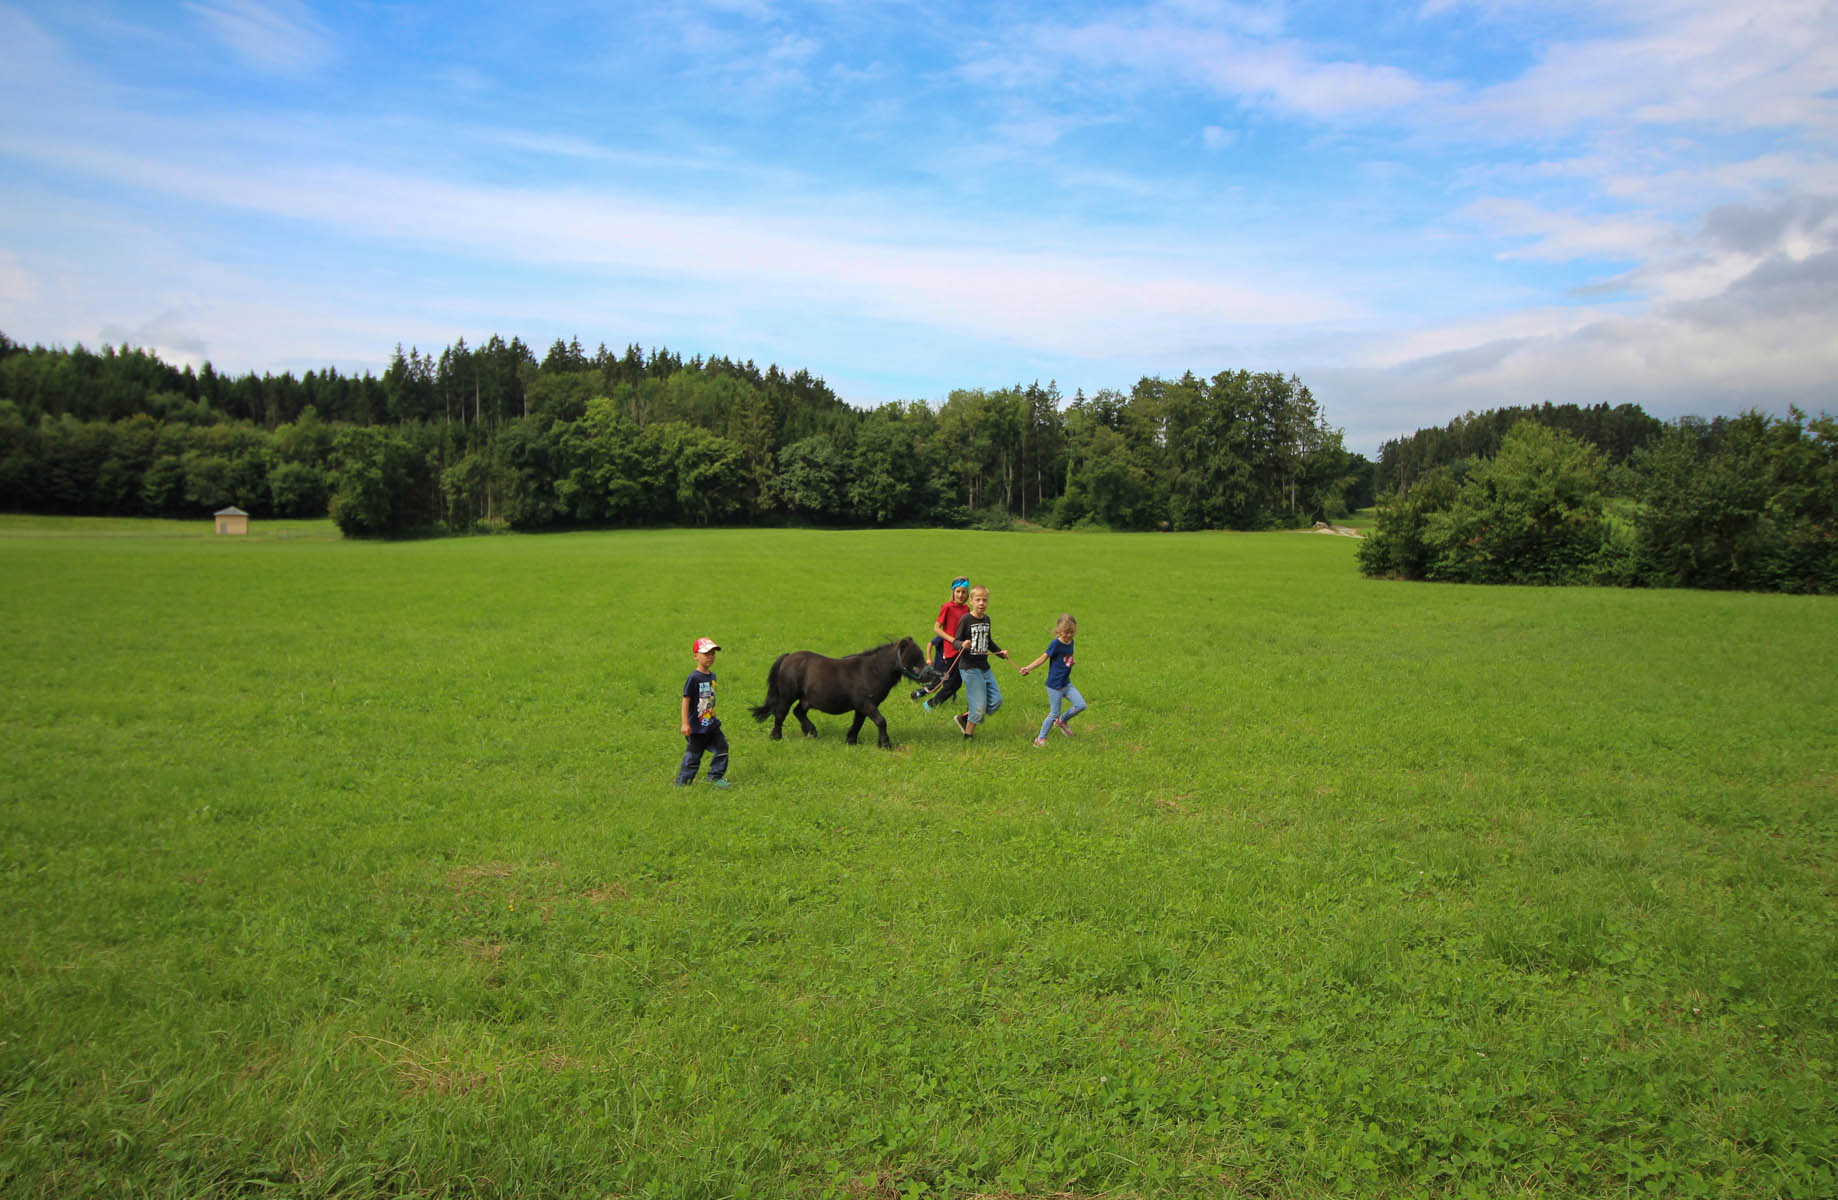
<box><xmin>2</xmin><ymin>516</ymin><xmax>1834</xmax><ymax>1199</ymax></box>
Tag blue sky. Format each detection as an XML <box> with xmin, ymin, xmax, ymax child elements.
<box><xmin>1</xmin><ymin>1</ymin><xmax>1834</xmax><ymax>452</ymax></box>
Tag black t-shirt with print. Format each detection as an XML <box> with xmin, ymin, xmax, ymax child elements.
<box><xmin>953</xmin><ymin>611</ymin><xmax>1002</xmax><ymax>670</ymax></box>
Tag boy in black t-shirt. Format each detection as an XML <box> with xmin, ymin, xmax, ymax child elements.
<box><xmin>676</xmin><ymin>636</ymin><xmax>730</xmax><ymax>787</ymax></box>
<box><xmin>951</xmin><ymin>585</ymin><xmax>1015</xmax><ymax>739</ymax></box>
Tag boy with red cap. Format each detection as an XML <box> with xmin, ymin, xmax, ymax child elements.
<box><xmin>676</xmin><ymin>636</ymin><xmax>730</xmax><ymax>787</ymax></box>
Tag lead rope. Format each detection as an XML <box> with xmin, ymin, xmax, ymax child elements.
<box><xmin>914</xmin><ymin>651</ymin><xmax>962</xmax><ymax>701</ymax></box>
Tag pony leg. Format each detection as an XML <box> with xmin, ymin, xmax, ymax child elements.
<box><xmin>865</xmin><ymin>704</ymin><xmax>892</xmax><ymax>749</ymax></box>
<box><xmin>770</xmin><ymin>707</ymin><xmax>786</xmax><ymax>740</ymax></box>
<box><xmin>845</xmin><ymin>710</ymin><xmax>867</xmax><ymax>745</ymax></box>
<box><xmin>793</xmin><ymin>702</ymin><xmax>819</xmax><ymax>737</ymax></box>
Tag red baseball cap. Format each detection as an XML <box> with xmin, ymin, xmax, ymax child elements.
<box><xmin>692</xmin><ymin>637</ymin><xmax>721</xmax><ymax>654</ymax></box>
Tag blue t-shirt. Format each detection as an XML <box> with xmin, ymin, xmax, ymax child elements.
<box><xmin>683</xmin><ymin>669</ymin><xmax>720</xmax><ymax>735</ymax></box>
<box><xmin>1043</xmin><ymin>638</ymin><xmax>1074</xmax><ymax>689</ymax></box>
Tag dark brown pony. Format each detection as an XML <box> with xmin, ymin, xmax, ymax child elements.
<box><xmin>751</xmin><ymin>637</ymin><xmax>939</xmax><ymax>749</ymax></box>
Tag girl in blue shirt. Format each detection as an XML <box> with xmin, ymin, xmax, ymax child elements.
<box><xmin>1017</xmin><ymin>613</ymin><xmax>1085</xmax><ymax>746</ymax></box>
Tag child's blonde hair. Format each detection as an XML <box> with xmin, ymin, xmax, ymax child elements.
<box><xmin>1053</xmin><ymin>613</ymin><xmax>1076</xmax><ymax>639</ymax></box>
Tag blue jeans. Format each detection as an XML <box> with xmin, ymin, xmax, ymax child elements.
<box><xmin>1038</xmin><ymin>684</ymin><xmax>1087</xmax><ymax>740</ymax></box>
<box><xmin>675</xmin><ymin>727</ymin><xmax>728</xmax><ymax>784</ymax></box>
<box><xmin>960</xmin><ymin>667</ymin><xmax>1002</xmax><ymax>726</ymax></box>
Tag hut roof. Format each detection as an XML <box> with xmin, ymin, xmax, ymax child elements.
<box><xmin>214</xmin><ymin>506</ymin><xmax>249</xmax><ymax>517</ymax></box>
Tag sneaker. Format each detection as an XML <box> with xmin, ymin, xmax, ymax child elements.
<box><xmin>910</xmin><ymin>687</ymin><xmax>927</xmax><ymax>701</ymax></box>
<box><xmin>921</xmin><ymin>698</ymin><xmax>934</xmax><ymax>711</ymax></box>
<box><xmin>1055</xmin><ymin>718</ymin><xmax>1075</xmax><ymax>738</ymax></box>
<box><xmin>1033</xmin><ymin>737</ymin><xmax>1047</xmax><ymax>747</ymax></box>
<box><xmin>710</xmin><ymin>777</ymin><xmax>730</xmax><ymax>789</ymax></box>
<box><xmin>954</xmin><ymin>712</ymin><xmax>970</xmax><ymax>738</ymax></box>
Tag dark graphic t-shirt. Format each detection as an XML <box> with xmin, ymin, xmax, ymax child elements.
<box><xmin>953</xmin><ymin>612</ymin><xmax>1001</xmax><ymax>670</ymax></box>
<box><xmin>683</xmin><ymin>670</ymin><xmax>719</xmax><ymax>735</ymax></box>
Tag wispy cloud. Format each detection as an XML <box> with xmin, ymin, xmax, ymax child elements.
<box><xmin>0</xmin><ymin>6</ymin><xmax>77</xmax><ymax>93</ymax></box>
<box><xmin>0</xmin><ymin>128</ymin><xmax>1356</xmax><ymax>354</ymax></box>
<box><xmin>1464</xmin><ymin>198</ymin><xmax>1675</xmax><ymax>264</ymax></box>
<box><xmin>965</xmin><ymin>7</ymin><xmax>1446</xmax><ymax>120</ymax></box>
<box><xmin>1453</xmin><ymin>2</ymin><xmax>1838</xmax><ymax>138</ymax></box>
<box><xmin>182</xmin><ymin>0</ymin><xmax>333</xmax><ymax>75</ymax></box>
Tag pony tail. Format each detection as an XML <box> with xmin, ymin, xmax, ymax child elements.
<box><xmin>751</xmin><ymin>655</ymin><xmax>783</xmax><ymax>722</ymax></box>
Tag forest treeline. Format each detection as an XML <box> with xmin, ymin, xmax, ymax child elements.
<box><xmin>1359</xmin><ymin>412</ymin><xmax>1837</xmax><ymax>594</ymax></box>
<box><xmin>0</xmin><ymin>331</ymin><xmax>1374</xmax><ymax>535</ymax></box>
<box><xmin>1374</xmin><ymin>401</ymin><xmax>1668</xmax><ymax>493</ymax></box>
<box><xmin>12</xmin><ymin>331</ymin><xmax>1825</xmax><ymax>591</ymax></box>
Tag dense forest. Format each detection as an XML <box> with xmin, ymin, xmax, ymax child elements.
<box><xmin>1360</xmin><ymin>411</ymin><xmax>1837</xmax><ymax>594</ymax></box>
<box><xmin>0</xmin><ymin>331</ymin><xmax>1374</xmax><ymax>535</ymax></box>
<box><xmin>1374</xmin><ymin>402</ymin><xmax>1667</xmax><ymax>493</ymax></box>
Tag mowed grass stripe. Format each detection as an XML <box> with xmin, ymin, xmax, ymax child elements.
<box><xmin>1</xmin><ymin>517</ymin><xmax>1833</xmax><ymax>1199</ymax></box>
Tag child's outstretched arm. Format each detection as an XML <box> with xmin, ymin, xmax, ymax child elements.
<box><xmin>1017</xmin><ymin>651</ymin><xmax>1048</xmax><ymax>676</ymax></box>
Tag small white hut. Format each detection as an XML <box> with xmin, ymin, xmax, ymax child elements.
<box><xmin>213</xmin><ymin>506</ymin><xmax>249</xmax><ymax>536</ymax></box>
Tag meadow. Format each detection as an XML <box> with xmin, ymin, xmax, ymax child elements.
<box><xmin>1</xmin><ymin>515</ymin><xmax>1833</xmax><ymax>1199</ymax></box>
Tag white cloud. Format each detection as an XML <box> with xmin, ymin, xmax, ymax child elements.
<box><xmin>1453</xmin><ymin>1</ymin><xmax>1838</xmax><ymax>137</ymax></box>
<box><xmin>1007</xmin><ymin>14</ymin><xmax>1444</xmax><ymax>120</ymax></box>
<box><xmin>1571</xmin><ymin>192</ymin><xmax>1838</xmax><ymax>306</ymax></box>
<box><xmin>182</xmin><ymin>0</ymin><xmax>333</xmax><ymax>75</ymax></box>
<box><xmin>0</xmin><ymin>7</ymin><xmax>57</xmax><ymax>75</ymax></box>
<box><xmin>0</xmin><ymin>132</ymin><xmax>1356</xmax><ymax>363</ymax></box>
<box><xmin>975</xmin><ymin>0</ymin><xmax>1836</xmax><ymax>161</ymax></box>
<box><xmin>1463</xmin><ymin>197</ymin><xmax>1675</xmax><ymax>264</ymax></box>
<box><xmin>769</xmin><ymin>31</ymin><xmax>819</xmax><ymax>63</ymax></box>
<box><xmin>1314</xmin><ymin>228</ymin><xmax>1838</xmax><ymax>451</ymax></box>
<box><xmin>989</xmin><ymin>101</ymin><xmax>1086</xmax><ymax>150</ymax></box>
<box><xmin>675</xmin><ymin>14</ymin><xmax>822</xmax><ymax>93</ymax></box>
<box><xmin>701</xmin><ymin>0</ymin><xmax>774</xmax><ymax>16</ymax></box>
<box><xmin>1705</xmin><ymin>153</ymin><xmax>1838</xmax><ymax>198</ymax></box>
<box><xmin>1359</xmin><ymin>304</ymin><xmax>1622</xmax><ymax>370</ymax></box>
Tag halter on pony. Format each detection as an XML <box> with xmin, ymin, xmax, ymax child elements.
<box><xmin>911</xmin><ymin>649</ymin><xmax>962</xmax><ymax>700</ymax></box>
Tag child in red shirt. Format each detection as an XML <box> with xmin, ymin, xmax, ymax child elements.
<box><xmin>912</xmin><ymin>576</ymin><xmax>971</xmax><ymax>709</ymax></box>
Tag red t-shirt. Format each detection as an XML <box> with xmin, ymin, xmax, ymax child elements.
<box><xmin>935</xmin><ymin>601</ymin><xmax>971</xmax><ymax>657</ymax></box>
